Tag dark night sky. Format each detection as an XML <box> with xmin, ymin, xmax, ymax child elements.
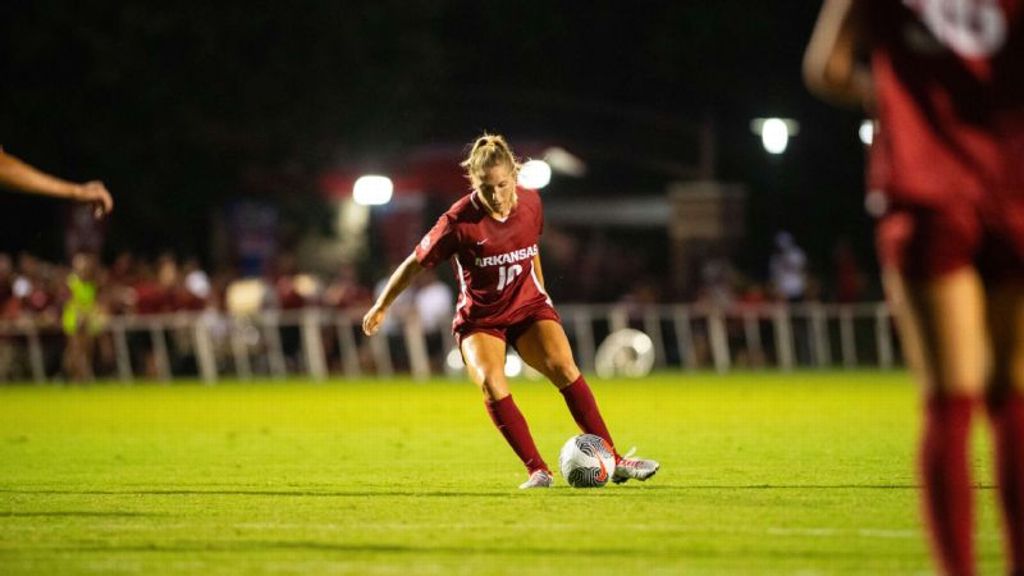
<box><xmin>0</xmin><ymin>1</ymin><xmax>872</xmax><ymax>281</ymax></box>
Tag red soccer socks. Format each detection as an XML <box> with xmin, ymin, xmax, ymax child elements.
<box><xmin>485</xmin><ymin>394</ymin><xmax>549</xmax><ymax>474</ymax></box>
<box><xmin>560</xmin><ymin>375</ymin><xmax>620</xmax><ymax>460</ymax></box>
<box><xmin>487</xmin><ymin>377</ymin><xmax>622</xmax><ymax>477</ymax></box>
<box><xmin>987</xmin><ymin>390</ymin><xmax>1024</xmax><ymax>576</ymax></box>
<box><xmin>920</xmin><ymin>394</ymin><xmax>976</xmax><ymax>576</ymax></box>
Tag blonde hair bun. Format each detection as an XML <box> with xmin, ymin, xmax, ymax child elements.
<box><xmin>460</xmin><ymin>133</ymin><xmax>520</xmax><ymax>186</ymax></box>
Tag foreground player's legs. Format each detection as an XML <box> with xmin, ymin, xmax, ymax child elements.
<box><xmin>515</xmin><ymin>320</ymin><xmax>658</xmax><ymax>483</ymax></box>
<box><xmin>460</xmin><ymin>332</ymin><xmax>551</xmax><ymax>488</ymax></box>
<box><xmin>886</xmin><ymin>268</ymin><xmax>987</xmax><ymax>576</ymax></box>
<box><xmin>986</xmin><ymin>281</ymin><xmax>1024</xmax><ymax>575</ymax></box>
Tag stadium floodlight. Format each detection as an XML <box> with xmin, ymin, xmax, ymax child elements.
<box><xmin>517</xmin><ymin>160</ymin><xmax>552</xmax><ymax>190</ymax></box>
<box><xmin>751</xmin><ymin>117</ymin><xmax>799</xmax><ymax>155</ymax></box>
<box><xmin>761</xmin><ymin>118</ymin><xmax>789</xmax><ymax>154</ymax></box>
<box><xmin>859</xmin><ymin>119</ymin><xmax>875</xmax><ymax>145</ymax></box>
<box><xmin>353</xmin><ymin>175</ymin><xmax>394</xmax><ymax>206</ymax></box>
<box><xmin>543</xmin><ymin>147</ymin><xmax>587</xmax><ymax>177</ymax></box>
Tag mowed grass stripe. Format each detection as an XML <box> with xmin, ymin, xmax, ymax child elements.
<box><xmin>0</xmin><ymin>372</ymin><xmax>1009</xmax><ymax>575</ymax></box>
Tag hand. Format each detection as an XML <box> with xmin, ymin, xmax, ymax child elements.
<box><xmin>73</xmin><ymin>181</ymin><xmax>114</xmax><ymax>219</ymax></box>
<box><xmin>362</xmin><ymin>303</ymin><xmax>386</xmax><ymax>336</ymax></box>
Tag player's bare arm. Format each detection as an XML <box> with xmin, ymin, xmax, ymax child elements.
<box><xmin>804</xmin><ymin>0</ymin><xmax>873</xmax><ymax>109</ymax></box>
<box><xmin>532</xmin><ymin>253</ymin><xmax>545</xmax><ymax>289</ymax></box>
<box><xmin>362</xmin><ymin>253</ymin><xmax>424</xmax><ymax>336</ymax></box>
<box><xmin>0</xmin><ymin>150</ymin><xmax>114</xmax><ymax>218</ymax></box>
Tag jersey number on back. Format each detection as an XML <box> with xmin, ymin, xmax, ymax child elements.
<box><xmin>911</xmin><ymin>0</ymin><xmax>1008</xmax><ymax>57</ymax></box>
<box><xmin>497</xmin><ymin>264</ymin><xmax>522</xmax><ymax>291</ymax></box>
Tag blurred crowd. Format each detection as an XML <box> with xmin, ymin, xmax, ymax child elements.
<box><xmin>0</xmin><ymin>250</ymin><xmax>457</xmax><ymax>381</ymax></box>
<box><xmin>0</xmin><ymin>251</ymin><xmax>378</xmax><ymax>326</ymax></box>
<box><xmin>610</xmin><ymin>232</ymin><xmax>872</xmax><ymax>314</ymax></box>
<box><xmin>0</xmin><ymin>230</ymin><xmax>874</xmax><ymax>381</ymax></box>
<box><xmin>0</xmin><ymin>231</ymin><xmax>871</xmax><ymax>327</ymax></box>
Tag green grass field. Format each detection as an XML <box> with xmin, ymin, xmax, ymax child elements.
<box><xmin>0</xmin><ymin>372</ymin><xmax>1008</xmax><ymax>575</ymax></box>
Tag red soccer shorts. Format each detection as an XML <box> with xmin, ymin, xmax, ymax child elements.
<box><xmin>876</xmin><ymin>192</ymin><xmax>1024</xmax><ymax>281</ymax></box>
<box><xmin>454</xmin><ymin>304</ymin><xmax>561</xmax><ymax>349</ymax></box>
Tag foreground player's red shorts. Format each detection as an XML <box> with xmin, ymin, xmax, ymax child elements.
<box><xmin>876</xmin><ymin>191</ymin><xmax>1024</xmax><ymax>281</ymax></box>
<box><xmin>454</xmin><ymin>303</ymin><xmax>561</xmax><ymax>349</ymax></box>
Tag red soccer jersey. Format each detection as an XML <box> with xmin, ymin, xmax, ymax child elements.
<box><xmin>414</xmin><ymin>188</ymin><xmax>553</xmax><ymax>333</ymax></box>
<box><xmin>866</xmin><ymin>0</ymin><xmax>1024</xmax><ymax>205</ymax></box>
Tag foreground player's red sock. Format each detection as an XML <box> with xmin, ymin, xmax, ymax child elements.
<box><xmin>987</xmin><ymin>390</ymin><xmax>1024</xmax><ymax>576</ymax></box>
<box><xmin>560</xmin><ymin>375</ymin><xmax>620</xmax><ymax>460</ymax></box>
<box><xmin>485</xmin><ymin>395</ymin><xmax>548</xmax><ymax>474</ymax></box>
<box><xmin>920</xmin><ymin>394</ymin><xmax>975</xmax><ymax>576</ymax></box>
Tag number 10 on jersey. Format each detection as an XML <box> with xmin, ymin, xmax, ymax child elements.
<box><xmin>497</xmin><ymin>264</ymin><xmax>523</xmax><ymax>291</ymax></box>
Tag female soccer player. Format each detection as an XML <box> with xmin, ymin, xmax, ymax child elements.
<box><xmin>0</xmin><ymin>149</ymin><xmax>113</xmax><ymax>218</ymax></box>
<box><xmin>806</xmin><ymin>1</ymin><xmax>1024</xmax><ymax>574</ymax></box>
<box><xmin>363</xmin><ymin>134</ymin><xmax>659</xmax><ymax>489</ymax></box>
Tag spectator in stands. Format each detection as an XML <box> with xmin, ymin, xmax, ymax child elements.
<box><xmin>109</xmin><ymin>252</ymin><xmax>137</xmax><ymax>284</ymax></box>
<box><xmin>268</xmin><ymin>253</ymin><xmax>308</xmax><ymax>370</ymax></box>
<box><xmin>319</xmin><ymin>263</ymin><xmax>373</xmax><ymax>373</ymax></box>
<box><xmin>413</xmin><ymin>270</ymin><xmax>454</xmax><ymax>371</ymax></box>
<box><xmin>11</xmin><ymin>254</ymin><xmax>40</xmax><ymax>314</ymax></box>
<box><xmin>125</xmin><ymin>257</ymin><xmax>173</xmax><ymax>378</ymax></box>
<box><xmin>21</xmin><ymin>260</ymin><xmax>60</xmax><ymax>325</ymax></box>
<box><xmin>736</xmin><ymin>280</ymin><xmax>769</xmax><ymax>368</ymax></box>
<box><xmin>141</xmin><ymin>255</ymin><xmax>183</xmax><ymax>310</ymax></box>
<box><xmin>770</xmin><ymin>231</ymin><xmax>808</xmax><ymax>303</ymax></box>
<box><xmin>270</xmin><ymin>253</ymin><xmax>306</xmax><ymax>310</ymax></box>
<box><xmin>179</xmin><ymin>258</ymin><xmax>211</xmax><ymax>311</ymax></box>
<box><xmin>770</xmin><ymin>231</ymin><xmax>811</xmax><ymax>364</ymax></box>
<box><xmin>700</xmin><ymin>253</ymin><xmax>737</xmax><ymax>309</ymax></box>
<box><xmin>833</xmin><ymin>238</ymin><xmax>866</xmax><ymax>303</ymax></box>
<box><xmin>619</xmin><ymin>277</ymin><xmax>662</xmax><ymax>326</ymax></box>
<box><xmin>0</xmin><ymin>254</ymin><xmax>13</xmax><ymax>319</ymax></box>
<box><xmin>323</xmin><ymin>263</ymin><xmax>372</xmax><ymax>310</ymax></box>
<box><xmin>0</xmin><ymin>255</ymin><xmax>15</xmax><ymax>378</ymax></box>
<box><xmin>61</xmin><ymin>253</ymin><xmax>102</xmax><ymax>381</ymax></box>
<box><xmin>373</xmin><ymin>267</ymin><xmax>415</xmax><ymax>372</ymax></box>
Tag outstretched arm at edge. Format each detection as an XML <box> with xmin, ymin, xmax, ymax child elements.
<box><xmin>362</xmin><ymin>253</ymin><xmax>425</xmax><ymax>336</ymax></box>
<box><xmin>0</xmin><ymin>150</ymin><xmax>114</xmax><ymax>217</ymax></box>
<box><xmin>803</xmin><ymin>0</ymin><xmax>873</xmax><ymax>109</ymax></box>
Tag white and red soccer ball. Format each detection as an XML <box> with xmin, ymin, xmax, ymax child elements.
<box><xmin>559</xmin><ymin>434</ymin><xmax>616</xmax><ymax>488</ymax></box>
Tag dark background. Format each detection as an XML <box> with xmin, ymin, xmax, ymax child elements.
<box><xmin>0</xmin><ymin>1</ymin><xmax>871</xmax><ymax>287</ymax></box>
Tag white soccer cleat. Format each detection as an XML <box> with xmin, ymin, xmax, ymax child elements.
<box><xmin>518</xmin><ymin>469</ymin><xmax>554</xmax><ymax>489</ymax></box>
<box><xmin>612</xmin><ymin>447</ymin><xmax>660</xmax><ymax>484</ymax></box>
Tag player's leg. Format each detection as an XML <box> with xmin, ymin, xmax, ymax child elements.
<box><xmin>885</xmin><ymin>267</ymin><xmax>987</xmax><ymax>576</ymax></box>
<box><xmin>985</xmin><ymin>280</ymin><xmax>1024</xmax><ymax>574</ymax></box>
<box><xmin>460</xmin><ymin>331</ymin><xmax>551</xmax><ymax>487</ymax></box>
<box><xmin>514</xmin><ymin>319</ymin><xmax>659</xmax><ymax>483</ymax></box>
<box><xmin>514</xmin><ymin>319</ymin><xmax>611</xmax><ymax>441</ymax></box>
<box><xmin>461</xmin><ymin>331</ymin><xmax>512</xmax><ymax>402</ymax></box>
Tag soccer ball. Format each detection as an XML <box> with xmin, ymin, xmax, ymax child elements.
<box><xmin>559</xmin><ymin>434</ymin><xmax>616</xmax><ymax>488</ymax></box>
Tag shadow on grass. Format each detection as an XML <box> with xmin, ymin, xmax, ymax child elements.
<box><xmin>34</xmin><ymin>540</ymin><xmax>920</xmax><ymax>560</ymax></box>
<box><xmin>0</xmin><ymin>483</ymin><xmax>996</xmax><ymax>498</ymax></box>
<box><xmin>1</xmin><ymin>511</ymin><xmax>165</xmax><ymax>517</ymax></box>
<box><xmin>0</xmin><ymin>489</ymin><xmax>515</xmax><ymax>498</ymax></box>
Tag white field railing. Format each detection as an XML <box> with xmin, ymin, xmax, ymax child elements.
<box><xmin>0</xmin><ymin>302</ymin><xmax>901</xmax><ymax>384</ymax></box>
